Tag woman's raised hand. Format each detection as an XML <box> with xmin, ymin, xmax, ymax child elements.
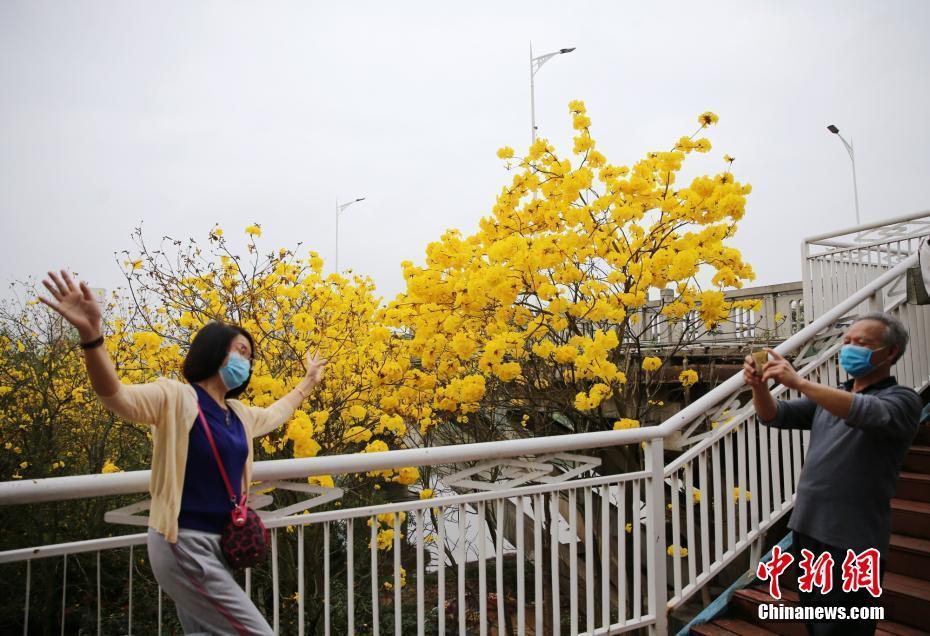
<box><xmin>38</xmin><ymin>270</ymin><xmax>102</xmax><ymax>341</ymax></box>
<box><xmin>304</xmin><ymin>349</ymin><xmax>328</xmax><ymax>386</ymax></box>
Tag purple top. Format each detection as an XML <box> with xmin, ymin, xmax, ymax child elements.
<box><xmin>177</xmin><ymin>384</ymin><xmax>249</xmax><ymax>534</ymax></box>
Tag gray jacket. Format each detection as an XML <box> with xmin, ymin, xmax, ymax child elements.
<box><xmin>762</xmin><ymin>376</ymin><xmax>922</xmax><ymax>554</ymax></box>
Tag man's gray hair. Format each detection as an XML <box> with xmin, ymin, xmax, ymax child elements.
<box><xmin>852</xmin><ymin>312</ymin><xmax>909</xmax><ymax>362</ymax></box>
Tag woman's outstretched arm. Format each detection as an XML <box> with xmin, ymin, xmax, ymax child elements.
<box><xmin>40</xmin><ymin>269</ymin><xmax>170</xmax><ymax>425</ymax></box>
<box><xmin>248</xmin><ymin>349</ymin><xmax>328</xmax><ymax>437</ymax></box>
<box><xmin>39</xmin><ymin>270</ymin><xmax>121</xmax><ymax>398</ymax></box>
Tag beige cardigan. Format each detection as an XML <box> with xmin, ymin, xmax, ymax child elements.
<box><xmin>99</xmin><ymin>378</ymin><xmax>303</xmax><ymax>543</ymax></box>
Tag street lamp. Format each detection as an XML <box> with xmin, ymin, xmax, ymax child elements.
<box><xmin>530</xmin><ymin>43</ymin><xmax>576</xmax><ymax>143</ymax></box>
<box><xmin>335</xmin><ymin>197</ymin><xmax>365</xmax><ymax>273</ymax></box>
<box><xmin>827</xmin><ymin>124</ymin><xmax>861</xmax><ymax>225</ymax></box>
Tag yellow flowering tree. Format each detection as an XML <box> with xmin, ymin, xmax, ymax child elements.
<box><xmin>369</xmin><ymin>105</ymin><xmax>762</xmax><ymax>616</ymax></box>
<box><xmin>380</xmin><ymin>103</ymin><xmax>759</xmax><ymax>460</ymax></box>
<box><xmin>115</xmin><ymin>224</ymin><xmax>422</xmax><ymax>474</ymax></box>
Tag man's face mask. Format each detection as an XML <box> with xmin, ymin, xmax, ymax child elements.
<box><xmin>838</xmin><ymin>344</ymin><xmax>888</xmax><ymax>378</ymax></box>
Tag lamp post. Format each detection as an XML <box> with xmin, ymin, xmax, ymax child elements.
<box><xmin>827</xmin><ymin>124</ymin><xmax>861</xmax><ymax>225</ymax></box>
<box><xmin>530</xmin><ymin>43</ymin><xmax>576</xmax><ymax>143</ymax></box>
<box><xmin>335</xmin><ymin>197</ymin><xmax>365</xmax><ymax>273</ymax></box>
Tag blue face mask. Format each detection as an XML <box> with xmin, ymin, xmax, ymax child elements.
<box><xmin>838</xmin><ymin>344</ymin><xmax>887</xmax><ymax>378</ymax></box>
<box><xmin>219</xmin><ymin>351</ymin><xmax>251</xmax><ymax>390</ymax></box>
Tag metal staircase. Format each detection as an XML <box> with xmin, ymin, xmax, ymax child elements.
<box><xmin>682</xmin><ymin>212</ymin><xmax>930</xmax><ymax>635</ymax></box>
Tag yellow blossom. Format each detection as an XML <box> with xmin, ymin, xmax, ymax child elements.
<box><xmin>496</xmin><ymin>146</ymin><xmax>515</xmax><ymax>160</ymax></box>
<box><xmin>364</xmin><ymin>440</ymin><xmax>389</xmax><ymax>454</ymax></box>
<box><xmin>733</xmin><ymin>487</ymin><xmax>751</xmax><ymax>502</ymax></box>
<box><xmin>308</xmin><ymin>474</ymin><xmax>335</xmax><ymax>488</ymax></box>
<box><xmin>573</xmin><ymin>114</ymin><xmax>591</xmax><ymax>130</ymax></box>
<box><xmin>343</xmin><ymin>426</ymin><xmax>373</xmax><ymax>444</ymax></box>
<box><xmin>679</xmin><ymin>369</ymin><xmax>699</xmax><ymax>388</ymax></box>
<box><xmin>693</xmin><ymin>138</ymin><xmax>712</xmax><ymax>153</ymax></box>
<box><xmin>375</xmin><ymin>529</ymin><xmax>395</xmax><ymax>550</ymax></box>
<box><xmin>392</xmin><ymin>466</ymin><xmax>420</xmax><ymax>486</ymax></box>
<box><xmin>613</xmin><ymin>418</ymin><xmax>640</xmax><ymax>430</ymax></box>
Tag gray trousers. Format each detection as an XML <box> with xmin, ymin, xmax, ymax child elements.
<box><xmin>147</xmin><ymin>528</ymin><xmax>273</xmax><ymax>635</ymax></box>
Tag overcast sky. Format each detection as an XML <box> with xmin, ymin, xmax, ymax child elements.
<box><xmin>2</xmin><ymin>1</ymin><xmax>929</xmax><ymax>306</ymax></box>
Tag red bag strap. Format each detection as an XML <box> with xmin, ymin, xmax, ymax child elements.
<box><xmin>196</xmin><ymin>405</ymin><xmax>239</xmax><ymax>504</ymax></box>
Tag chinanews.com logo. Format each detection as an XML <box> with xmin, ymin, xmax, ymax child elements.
<box><xmin>754</xmin><ymin>546</ymin><xmax>885</xmax><ymax>622</ymax></box>
<box><xmin>757</xmin><ymin>604</ymin><xmax>884</xmax><ymax>621</ymax></box>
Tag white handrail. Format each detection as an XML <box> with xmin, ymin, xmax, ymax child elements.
<box><xmin>0</xmin><ymin>533</ymin><xmax>148</xmax><ymax>564</ymax></box>
<box><xmin>804</xmin><ymin>209</ymin><xmax>930</xmax><ymax>244</ymax></box>
<box><xmin>0</xmin><ymin>252</ymin><xmax>918</xmax><ymax>507</ymax></box>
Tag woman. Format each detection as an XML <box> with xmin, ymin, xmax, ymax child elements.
<box><xmin>40</xmin><ymin>270</ymin><xmax>327</xmax><ymax>635</ymax></box>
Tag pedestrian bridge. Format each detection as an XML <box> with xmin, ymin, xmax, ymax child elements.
<box><xmin>1</xmin><ymin>211</ymin><xmax>928</xmax><ymax>635</ymax></box>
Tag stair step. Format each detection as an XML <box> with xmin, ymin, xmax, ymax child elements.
<box><xmin>896</xmin><ymin>472</ymin><xmax>930</xmax><ymax>502</ymax></box>
<box><xmin>729</xmin><ymin>588</ymin><xmax>806</xmax><ymax>636</ymax></box>
<box><xmin>731</xmin><ymin>584</ymin><xmax>930</xmax><ymax>635</ymax></box>
<box><xmin>876</xmin><ymin>621</ymin><xmax>930</xmax><ymax>636</ymax></box>
<box><xmin>882</xmin><ymin>572</ymin><xmax>930</xmax><ymax>630</ymax></box>
<box><xmin>717</xmin><ymin>617</ymin><xmax>779</xmax><ymax>635</ymax></box>
<box><xmin>903</xmin><ymin>445</ymin><xmax>930</xmax><ymax>474</ymax></box>
<box><xmin>692</xmin><ymin>617</ymin><xmax>779</xmax><ymax>635</ymax></box>
<box><xmin>891</xmin><ymin>498</ymin><xmax>930</xmax><ymax>539</ymax></box>
<box><xmin>888</xmin><ymin>534</ymin><xmax>930</xmax><ymax>581</ymax></box>
<box><xmin>913</xmin><ymin>425</ymin><xmax>930</xmax><ymax>446</ymax></box>
<box><xmin>692</xmin><ymin>622</ymin><xmax>742</xmax><ymax>636</ymax></box>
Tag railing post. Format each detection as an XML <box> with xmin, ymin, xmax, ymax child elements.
<box><xmin>801</xmin><ymin>239</ymin><xmax>811</xmax><ymax>328</ymax></box>
<box><xmin>762</xmin><ymin>294</ymin><xmax>776</xmax><ymax>334</ymax></box>
<box><xmin>749</xmin><ymin>536</ymin><xmax>764</xmax><ymax>572</ymax></box>
<box><xmin>645</xmin><ymin>438</ymin><xmax>668</xmax><ymax>636</ymax></box>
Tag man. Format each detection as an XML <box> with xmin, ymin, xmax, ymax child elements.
<box><xmin>744</xmin><ymin>312</ymin><xmax>923</xmax><ymax>636</ymax></box>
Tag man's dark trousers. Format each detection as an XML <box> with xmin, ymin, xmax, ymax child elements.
<box><xmin>791</xmin><ymin>530</ymin><xmax>887</xmax><ymax>636</ymax></box>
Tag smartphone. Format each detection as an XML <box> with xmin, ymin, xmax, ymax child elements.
<box><xmin>751</xmin><ymin>350</ymin><xmax>769</xmax><ymax>376</ymax></box>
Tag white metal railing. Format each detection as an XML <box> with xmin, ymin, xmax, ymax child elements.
<box><xmin>640</xmin><ymin>282</ymin><xmax>804</xmax><ymax>347</ymax></box>
<box><xmin>803</xmin><ymin>211</ymin><xmax>930</xmax><ymax>315</ymax></box>
<box><xmin>0</xmin><ymin>224</ymin><xmax>927</xmax><ymax>635</ymax></box>
<box><xmin>803</xmin><ymin>210</ymin><xmax>930</xmax><ymax>394</ymax></box>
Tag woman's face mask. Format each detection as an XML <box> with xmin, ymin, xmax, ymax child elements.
<box><xmin>219</xmin><ymin>351</ymin><xmax>251</xmax><ymax>390</ymax></box>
